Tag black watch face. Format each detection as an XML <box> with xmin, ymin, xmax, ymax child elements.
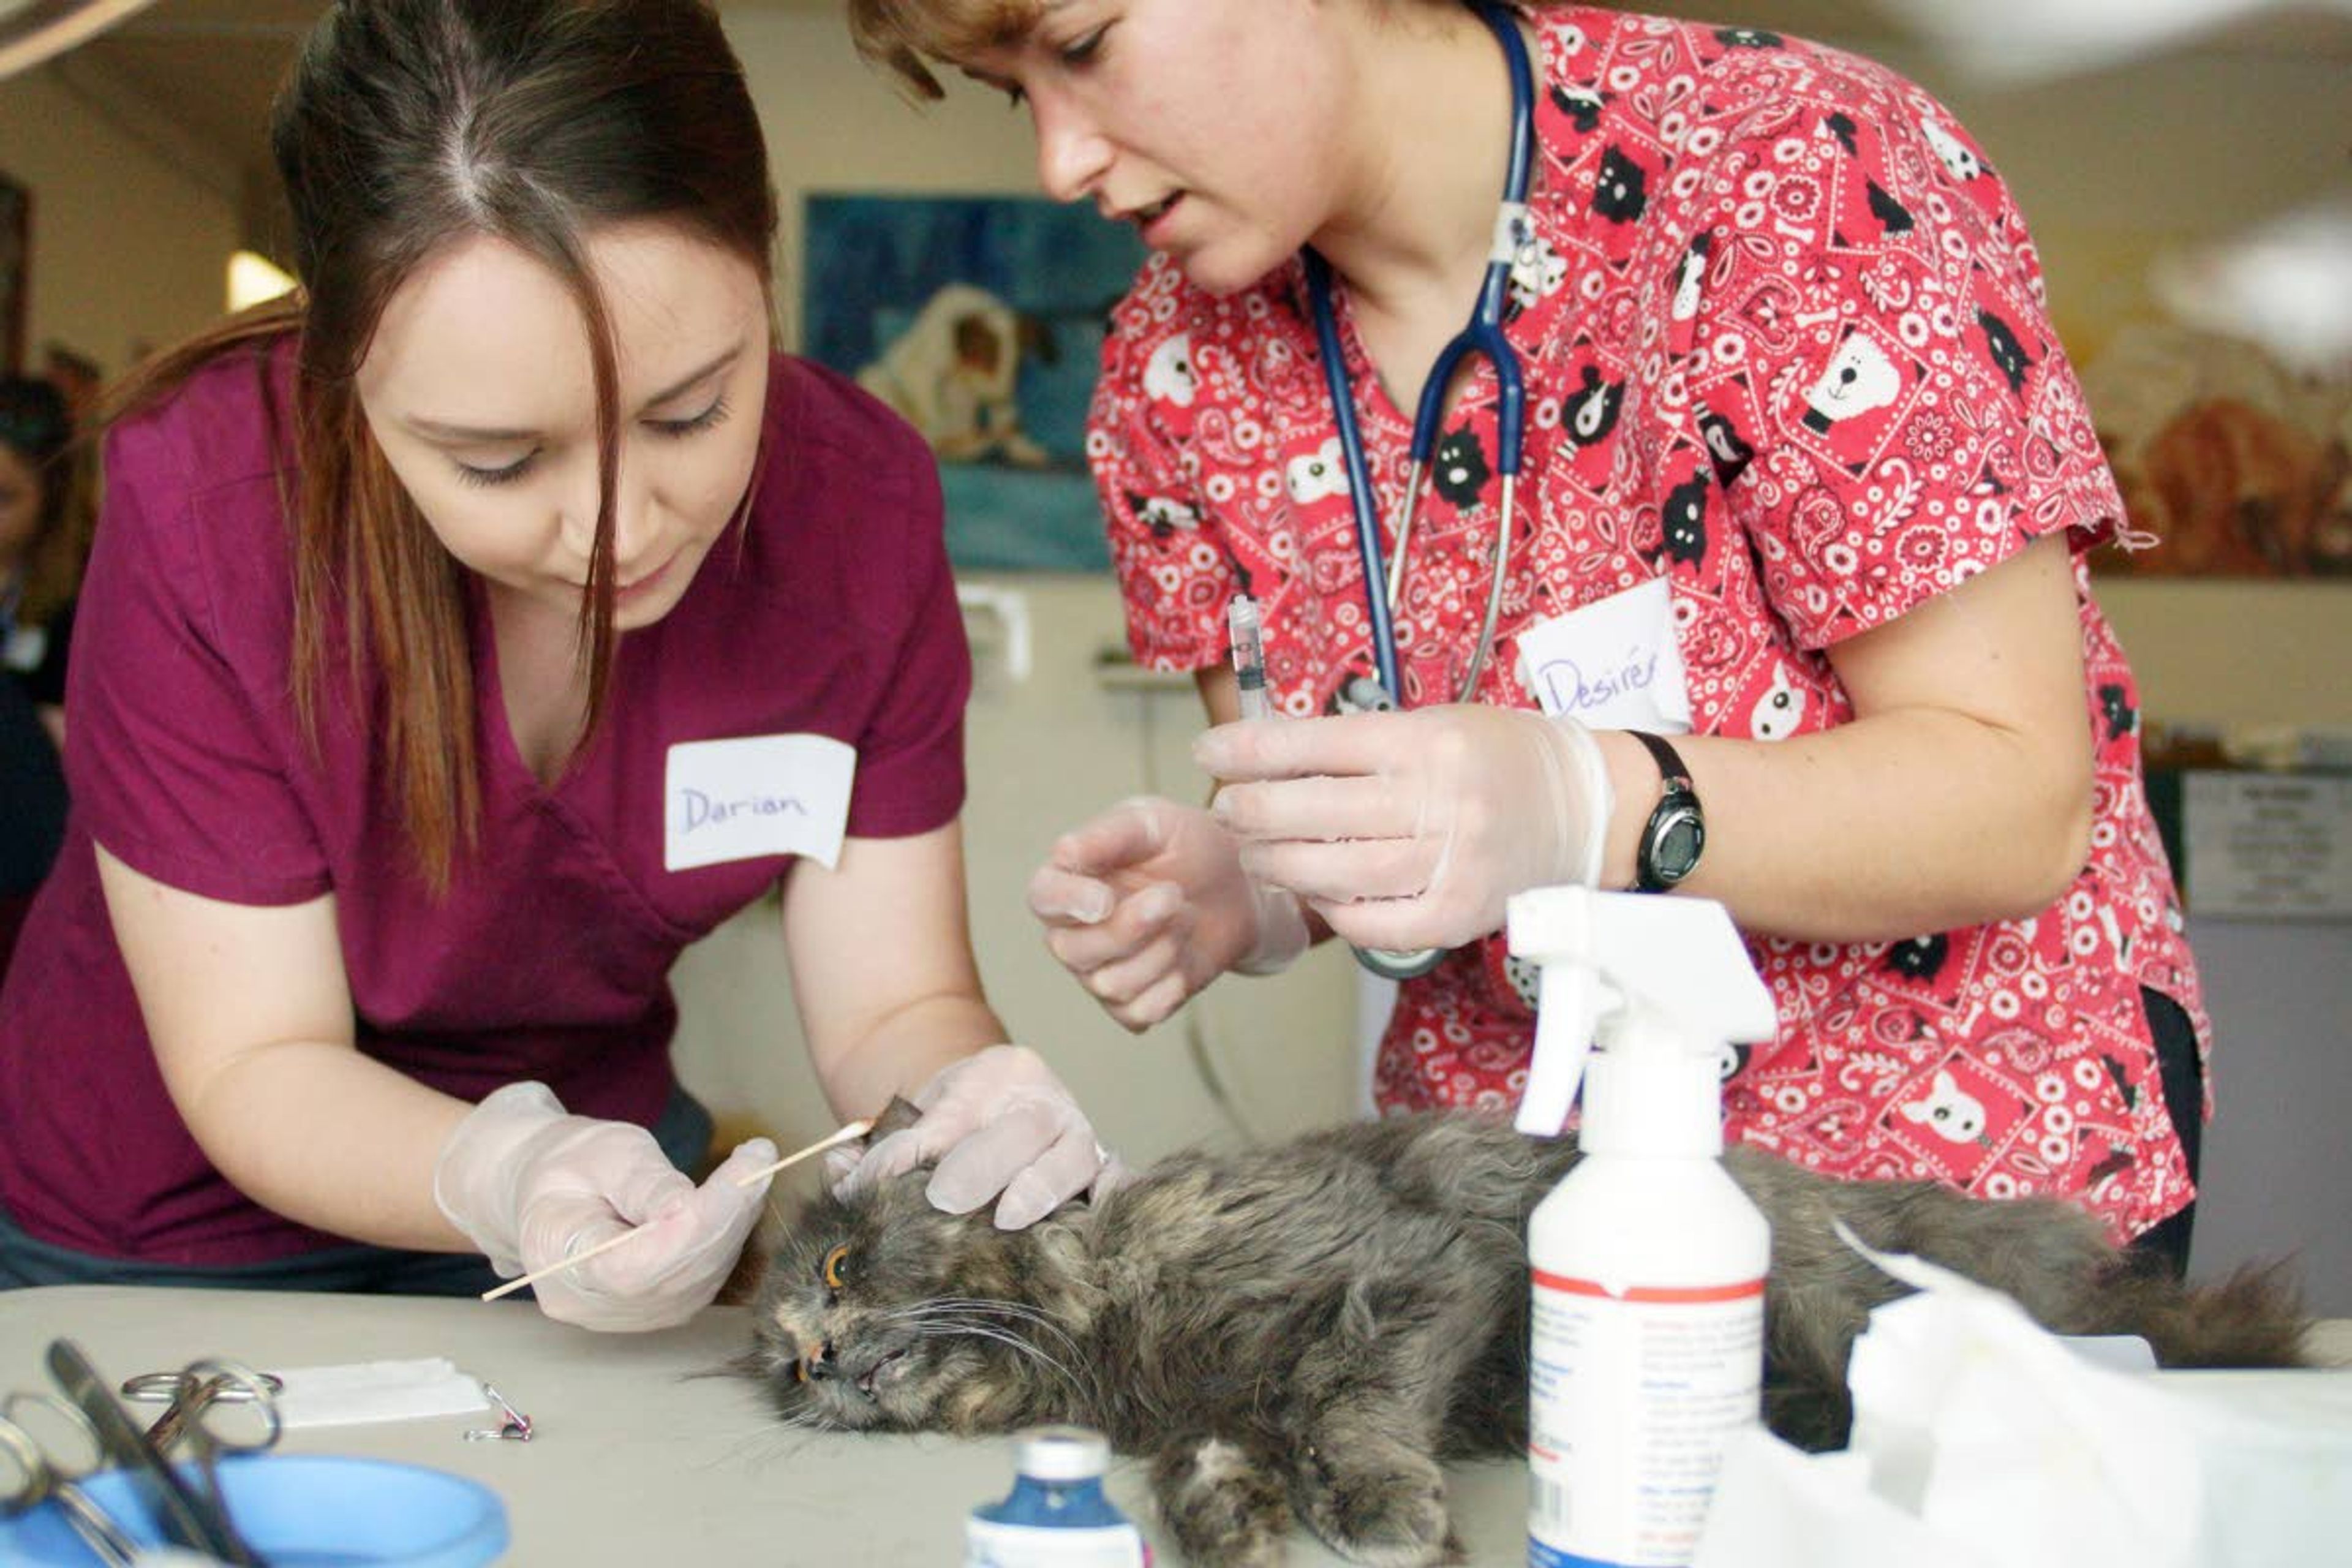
<box><xmin>1646</xmin><ymin>799</ymin><xmax>1703</xmax><ymax>893</ymax></box>
<box><xmin>1650</xmin><ymin>802</ymin><xmax>1705</xmax><ymax>884</ymax></box>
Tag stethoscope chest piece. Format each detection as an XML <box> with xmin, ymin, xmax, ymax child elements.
<box><xmin>1358</xmin><ymin>944</ymin><xmax>1449</xmax><ymax>982</ymax></box>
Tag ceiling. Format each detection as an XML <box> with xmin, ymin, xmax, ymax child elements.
<box><xmin>35</xmin><ymin>0</ymin><xmax>2352</xmax><ymax>257</ymax></box>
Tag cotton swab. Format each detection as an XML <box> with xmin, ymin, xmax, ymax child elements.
<box><xmin>479</xmin><ymin>1118</ymin><xmax>873</xmax><ymax>1303</ymax></box>
<box><xmin>729</xmin><ymin>1117</ymin><xmax>873</xmax><ymax>1189</ymax></box>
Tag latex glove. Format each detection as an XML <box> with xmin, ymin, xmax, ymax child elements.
<box><xmin>434</xmin><ymin>1082</ymin><xmax>777</xmax><ymax>1332</ymax></box>
<box><xmin>1197</xmin><ymin>705</ymin><xmax>1612</xmax><ymax>955</ymax></box>
<box><xmin>835</xmin><ymin>1045</ymin><xmax>1121</xmax><ymax>1231</ymax></box>
<box><xmin>1027</xmin><ymin>796</ymin><xmax>1311</xmax><ymax>1031</ymax></box>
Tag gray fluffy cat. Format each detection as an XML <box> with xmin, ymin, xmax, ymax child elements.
<box><xmin>748</xmin><ymin>1106</ymin><xmax>2305</xmax><ymax>1568</ymax></box>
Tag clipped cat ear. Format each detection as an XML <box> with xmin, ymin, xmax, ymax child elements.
<box><xmin>867</xmin><ymin>1095</ymin><xmax>925</xmax><ymax>1142</ymax></box>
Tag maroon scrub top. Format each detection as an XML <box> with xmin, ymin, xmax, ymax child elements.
<box><xmin>0</xmin><ymin>342</ymin><xmax>970</xmax><ymax>1265</ymax></box>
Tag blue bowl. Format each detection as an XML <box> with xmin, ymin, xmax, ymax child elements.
<box><xmin>0</xmin><ymin>1453</ymin><xmax>508</xmax><ymax>1565</ymax></box>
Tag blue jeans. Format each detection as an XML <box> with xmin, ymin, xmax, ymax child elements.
<box><xmin>0</xmin><ymin>1085</ymin><xmax>714</xmax><ymax>1298</ymax></box>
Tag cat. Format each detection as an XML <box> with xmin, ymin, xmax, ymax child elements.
<box><xmin>746</xmin><ymin>1106</ymin><xmax>2307</xmax><ymax>1568</ymax></box>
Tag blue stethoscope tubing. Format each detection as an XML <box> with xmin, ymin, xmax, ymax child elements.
<box><xmin>1303</xmin><ymin>0</ymin><xmax>1534</xmax><ymax>711</ymax></box>
<box><xmin>1300</xmin><ymin>0</ymin><xmax>1538</xmax><ymax>982</ymax></box>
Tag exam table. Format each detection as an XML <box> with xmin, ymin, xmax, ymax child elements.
<box><xmin>6</xmin><ymin>1286</ymin><xmax>2348</xmax><ymax>1564</ymax></box>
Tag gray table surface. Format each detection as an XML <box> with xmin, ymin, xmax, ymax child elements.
<box><xmin>2</xmin><ymin>1285</ymin><xmax>1530</xmax><ymax>1564</ymax></box>
<box><xmin>5</xmin><ymin>1287</ymin><xmax>2347</xmax><ymax>1564</ymax></box>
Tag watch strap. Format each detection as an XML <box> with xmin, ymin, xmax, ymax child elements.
<box><xmin>1627</xmin><ymin>730</ymin><xmax>1703</xmax><ymax>892</ymax></box>
<box><xmin>1627</xmin><ymin>729</ymin><xmax>1692</xmax><ymax>793</ymax></box>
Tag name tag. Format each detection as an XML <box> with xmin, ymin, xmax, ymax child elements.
<box><xmin>1515</xmin><ymin>578</ymin><xmax>1692</xmax><ymax>733</ymax></box>
<box><xmin>664</xmin><ymin>734</ymin><xmax>855</xmax><ymax>872</ymax></box>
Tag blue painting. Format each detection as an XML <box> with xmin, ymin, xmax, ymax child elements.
<box><xmin>802</xmin><ymin>194</ymin><xmax>1148</xmax><ymax>573</ymax></box>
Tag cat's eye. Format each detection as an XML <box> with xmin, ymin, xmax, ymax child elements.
<box><xmin>821</xmin><ymin>1244</ymin><xmax>852</xmax><ymax>1291</ymax></box>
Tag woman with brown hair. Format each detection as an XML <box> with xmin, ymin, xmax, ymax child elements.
<box><xmin>857</xmin><ymin>0</ymin><xmax>2209</xmax><ymax>1270</ymax></box>
<box><xmin>0</xmin><ymin>0</ymin><xmax>1115</xmax><ymax>1326</ymax></box>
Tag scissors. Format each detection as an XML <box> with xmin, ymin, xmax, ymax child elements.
<box><xmin>0</xmin><ymin>1392</ymin><xmax>144</xmax><ymax>1567</ymax></box>
<box><xmin>1301</xmin><ymin>0</ymin><xmax>1537</xmax><ymax>982</ymax></box>
<box><xmin>123</xmin><ymin>1364</ymin><xmax>285</xmax><ymax>1457</ymax></box>
<box><xmin>42</xmin><ymin>1339</ymin><xmax>272</xmax><ymax>1566</ymax></box>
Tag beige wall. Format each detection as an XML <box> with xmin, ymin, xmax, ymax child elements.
<box><xmin>725</xmin><ymin>8</ymin><xmax>1041</xmax><ymax>355</ymax></box>
<box><xmin>2097</xmin><ymin>581</ymin><xmax>2350</xmax><ymax>729</ymax></box>
<box><xmin>0</xmin><ymin>62</ymin><xmax>239</xmax><ymax>378</ymax></box>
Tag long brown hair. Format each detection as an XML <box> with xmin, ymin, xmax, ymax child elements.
<box><xmin>104</xmin><ymin>0</ymin><xmax>777</xmax><ymax>894</ymax></box>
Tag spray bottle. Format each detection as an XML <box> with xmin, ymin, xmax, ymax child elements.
<box><xmin>1507</xmin><ymin>884</ymin><xmax>1779</xmax><ymax>1568</ymax></box>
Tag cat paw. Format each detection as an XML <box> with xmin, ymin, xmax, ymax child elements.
<box><xmin>1295</xmin><ymin>1450</ymin><xmax>1450</xmax><ymax>1568</ymax></box>
<box><xmin>1153</xmin><ymin>1436</ymin><xmax>1291</xmax><ymax>1568</ymax></box>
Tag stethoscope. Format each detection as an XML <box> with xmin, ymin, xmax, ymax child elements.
<box><xmin>1301</xmin><ymin>0</ymin><xmax>1537</xmax><ymax>982</ymax></box>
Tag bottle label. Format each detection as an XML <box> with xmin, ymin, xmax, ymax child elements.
<box><xmin>965</xmin><ymin>1518</ymin><xmax>1150</xmax><ymax>1568</ymax></box>
<box><xmin>1526</xmin><ymin>1270</ymin><xmax>1763</xmax><ymax>1568</ymax></box>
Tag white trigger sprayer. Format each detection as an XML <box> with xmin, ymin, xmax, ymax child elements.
<box><xmin>1507</xmin><ymin>884</ymin><xmax>1779</xmax><ymax>1568</ymax></box>
<box><xmin>1509</xmin><ymin>885</ymin><xmax>1775</xmax><ymax>1137</ymax></box>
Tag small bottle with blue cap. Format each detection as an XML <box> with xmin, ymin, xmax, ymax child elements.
<box><xmin>965</xmin><ymin>1425</ymin><xmax>1150</xmax><ymax>1567</ymax></box>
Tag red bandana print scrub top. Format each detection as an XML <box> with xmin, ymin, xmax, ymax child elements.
<box><xmin>1084</xmin><ymin>6</ymin><xmax>2207</xmax><ymax>1241</ymax></box>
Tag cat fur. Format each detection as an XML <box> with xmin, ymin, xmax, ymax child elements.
<box><xmin>748</xmin><ymin>1109</ymin><xmax>2305</xmax><ymax>1568</ymax></box>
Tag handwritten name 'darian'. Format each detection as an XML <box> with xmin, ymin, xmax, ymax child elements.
<box><xmin>680</xmin><ymin>788</ymin><xmax>809</xmax><ymax>832</ymax></box>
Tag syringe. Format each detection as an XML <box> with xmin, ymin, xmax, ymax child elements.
<box><xmin>1227</xmin><ymin>594</ymin><xmax>1272</xmax><ymax>721</ymax></box>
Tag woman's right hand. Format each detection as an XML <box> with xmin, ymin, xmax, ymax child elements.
<box><xmin>1027</xmin><ymin>797</ymin><xmax>1310</xmax><ymax>1031</ymax></box>
<box><xmin>434</xmin><ymin>1082</ymin><xmax>776</xmax><ymax>1332</ymax></box>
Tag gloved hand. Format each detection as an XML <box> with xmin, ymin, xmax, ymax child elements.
<box><xmin>834</xmin><ymin>1045</ymin><xmax>1123</xmax><ymax>1231</ymax></box>
<box><xmin>434</xmin><ymin>1082</ymin><xmax>777</xmax><ymax>1332</ymax></box>
<box><xmin>1197</xmin><ymin>705</ymin><xmax>1613</xmax><ymax>955</ymax></box>
<box><xmin>1027</xmin><ymin>797</ymin><xmax>1311</xmax><ymax>1031</ymax></box>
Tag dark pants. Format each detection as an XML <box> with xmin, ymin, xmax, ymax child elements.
<box><xmin>0</xmin><ymin>674</ymin><xmax>66</xmax><ymax>985</ymax></box>
<box><xmin>0</xmin><ymin>1085</ymin><xmax>713</xmax><ymax>1298</ymax></box>
<box><xmin>2130</xmin><ymin>986</ymin><xmax>2204</xmax><ymax>1278</ymax></box>
<box><xmin>0</xmin><ymin>674</ymin><xmax>65</xmax><ymax>899</ymax></box>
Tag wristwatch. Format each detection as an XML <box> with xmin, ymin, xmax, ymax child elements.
<box><xmin>1627</xmin><ymin>731</ymin><xmax>1705</xmax><ymax>892</ymax></box>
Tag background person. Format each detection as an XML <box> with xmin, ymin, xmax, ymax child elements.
<box><xmin>0</xmin><ymin>374</ymin><xmax>81</xmax><ymax>978</ymax></box>
<box><xmin>0</xmin><ymin>675</ymin><xmax>64</xmax><ymax>977</ymax></box>
<box><xmin>0</xmin><ymin>374</ymin><xmax>83</xmax><ymax>744</ymax></box>
<box><xmin>851</xmin><ymin>0</ymin><xmax>2209</xmax><ymax>1268</ymax></box>
<box><xmin>0</xmin><ymin>0</ymin><xmax>1112</xmax><ymax>1328</ymax></box>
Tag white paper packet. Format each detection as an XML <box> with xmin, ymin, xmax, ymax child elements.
<box><xmin>1694</xmin><ymin>1226</ymin><xmax>2352</xmax><ymax>1568</ymax></box>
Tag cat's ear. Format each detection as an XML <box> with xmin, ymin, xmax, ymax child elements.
<box><xmin>867</xmin><ymin>1095</ymin><xmax>925</xmax><ymax>1142</ymax></box>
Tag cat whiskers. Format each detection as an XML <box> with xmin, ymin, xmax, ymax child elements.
<box><xmin>921</xmin><ymin>1295</ymin><xmax>1084</xmax><ymax>1359</ymax></box>
<box><xmin>878</xmin><ymin>1301</ymin><xmax>1085</xmax><ymax>1398</ymax></box>
<box><xmin>884</xmin><ymin>1308</ymin><xmax>1074</xmax><ymax>1379</ymax></box>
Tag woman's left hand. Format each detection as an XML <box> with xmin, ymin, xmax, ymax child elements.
<box><xmin>1197</xmin><ymin>705</ymin><xmax>1614</xmax><ymax>955</ymax></box>
<box><xmin>835</xmin><ymin>1044</ymin><xmax>1121</xmax><ymax>1231</ymax></box>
